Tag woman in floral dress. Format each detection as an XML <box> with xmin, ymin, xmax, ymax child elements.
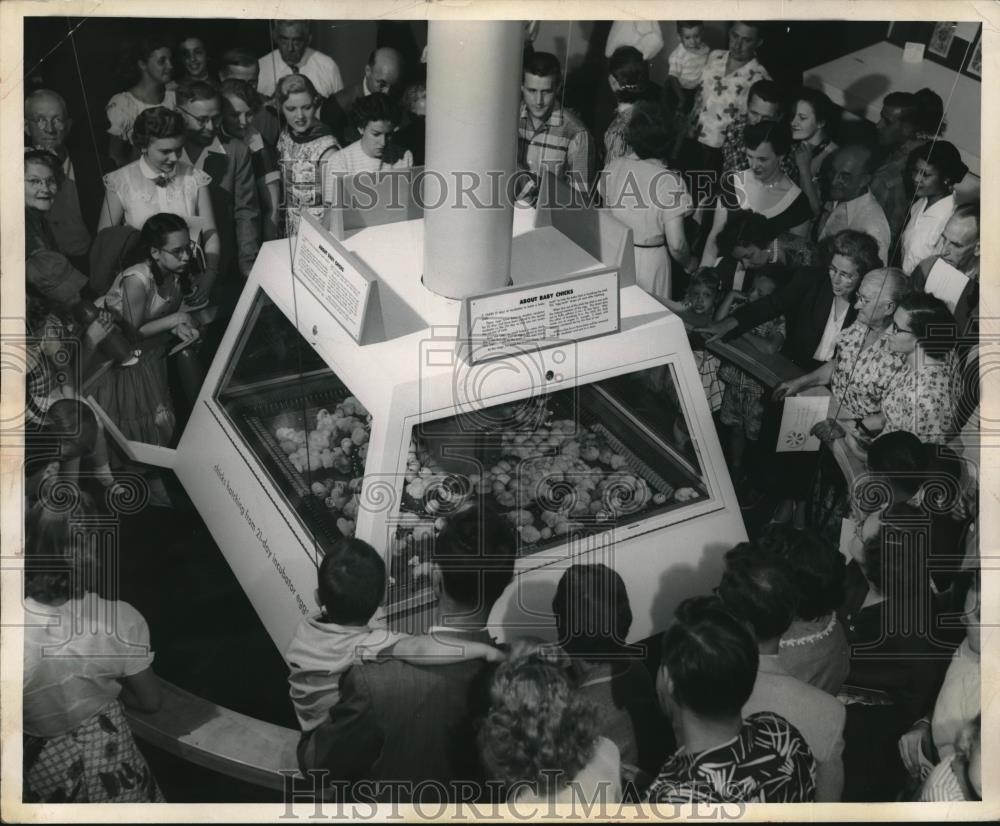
<box><xmin>274</xmin><ymin>73</ymin><xmax>339</xmax><ymax>237</ymax></box>
<box><xmin>861</xmin><ymin>292</ymin><xmax>959</xmax><ymax>446</ymax></box>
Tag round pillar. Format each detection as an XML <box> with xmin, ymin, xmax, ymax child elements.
<box><xmin>422</xmin><ymin>21</ymin><xmax>522</xmax><ymax>299</ymax></box>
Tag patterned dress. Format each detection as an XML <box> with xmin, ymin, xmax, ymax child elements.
<box><xmin>719</xmin><ymin>314</ymin><xmax>786</xmax><ymax>439</ymax></box>
<box><xmin>646</xmin><ymin>712</ymin><xmax>816</xmax><ymax>802</ymax></box>
<box><xmin>829</xmin><ymin>322</ymin><xmax>908</xmax><ymax>417</ymax></box>
<box><xmin>22</xmin><ymin>594</ymin><xmax>163</xmax><ymax>802</ymax></box>
<box><xmin>277</xmin><ymin>130</ymin><xmax>339</xmax><ymax>237</ymax></box>
<box><xmin>880</xmin><ymin>354</ymin><xmax>958</xmax><ymax>444</ymax></box>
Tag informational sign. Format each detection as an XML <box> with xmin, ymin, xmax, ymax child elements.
<box><xmin>776</xmin><ymin>395</ymin><xmax>830</xmax><ymax>452</ymax></box>
<box><xmin>463</xmin><ymin>268</ymin><xmax>620</xmax><ymax>363</ymax></box>
<box><xmin>924</xmin><ymin>257</ymin><xmax>970</xmax><ymax>314</ymax></box>
<box><xmin>292</xmin><ymin>210</ymin><xmax>384</xmax><ymax>344</ymax></box>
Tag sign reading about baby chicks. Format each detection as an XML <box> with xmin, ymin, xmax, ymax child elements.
<box><xmin>463</xmin><ymin>267</ymin><xmax>620</xmax><ymax>364</ymax></box>
<box><xmin>292</xmin><ymin>210</ymin><xmax>385</xmax><ymax>344</ymax></box>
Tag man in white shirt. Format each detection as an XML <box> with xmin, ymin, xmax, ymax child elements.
<box><xmin>258</xmin><ymin>20</ymin><xmax>344</xmax><ymax>100</ymax></box>
<box><xmin>815</xmin><ymin>144</ymin><xmax>892</xmax><ymax>264</ymax></box>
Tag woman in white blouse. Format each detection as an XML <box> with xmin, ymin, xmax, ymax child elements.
<box><xmin>98</xmin><ymin>107</ymin><xmax>220</xmax><ymax>305</ymax></box>
<box><xmin>326</xmin><ymin>93</ymin><xmax>413</xmax><ymax>178</ymax></box>
<box><xmin>900</xmin><ymin>141</ymin><xmax>967</xmax><ymax>275</ymax></box>
<box><xmin>106</xmin><ymin>35</ymin><xmax>177</xmax><ymax>168</ymax></box>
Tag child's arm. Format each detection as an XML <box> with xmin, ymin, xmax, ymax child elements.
<box><xmin>662</xmin><ymin>297</ymin><xmax>690</xmax><ymax>314</ymax></box>
<box><xmin>743</xmin><ymin>329</ymin><xmax>785</xmax><ymax>354</ymax></box>
<box><xmin>715</xmin><ymin>290</ymin><xmax>745</xmax><ymax>321</ymax></box>
<box><xmin>390</xmin><ymin>634</ymin><xmax>505</xmax><ymax>664</ymax></box>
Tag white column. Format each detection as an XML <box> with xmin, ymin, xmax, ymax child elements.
<box><xmin>422</xmin><ymin>21</ymin><xmax>522</xmax><ymax>299</ymax></box>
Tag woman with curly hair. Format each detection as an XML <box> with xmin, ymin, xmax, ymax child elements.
<box><xmin>325</xmin><ymin>92</ymin><xmax>413</xmax><ymax>177</ymax></box>
<box><xmin>22</xmin><ymin>495</ymin><xmax>164</xmax><ymax>802</ymax></box>
<box><xmin>478</xmin><ymin>644</ymin><xmax>622</xmax><ymax>805</ymax></box>
<box><xmin>97</xmin><ymin>106</ymin><xmax>219</xmax><ymax>305</ymax></box>
<box><xmin>105</xmin><ymin>34</ymin><xmax>177</xmax><ymax>168</ymax></box>
<box><xmin>274</xmin><ymin>73</ymin><xmax>339</xmax><ymax>237</ymax></box>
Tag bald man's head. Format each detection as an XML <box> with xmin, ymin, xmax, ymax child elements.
<box><xmin>827</xmin><ymin>143</ymin><xmax>875</xmax><ymax>203</ymax></box>
<box><xmin>365</xmin><ymin>47</ymin><xmax>403</xmax><ymax>95</ymax></box>
<box><xmin>856</xmin><ymin>267</ymin><xmax>911</xmax><ymax>327</ymax></box>
<box><xmin>25</xmin><ymin>89</ymin><xmax>71</xmax><ymax>153</ymax></box>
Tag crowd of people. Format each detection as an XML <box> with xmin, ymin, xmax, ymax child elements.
<box><xmin>21</xmin><ymin>18</ymin><xmax>981</xmax><ymax>808</ymax></box>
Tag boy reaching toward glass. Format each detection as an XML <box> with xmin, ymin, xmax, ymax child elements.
<box><xmin>286</xmin><ymin>537</ymin><xmax>502</xmax><ymax>735</ymax></box>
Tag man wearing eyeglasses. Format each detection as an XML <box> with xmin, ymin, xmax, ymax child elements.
<box><xmin>24</xmin><ymin>89</ymin><xmax>103</xmax><ymax>271</ymax></box>
<box><xmin>176</xmin><ymin>81</ymin><xmax>260</xmax><ymax>319</ymax></box>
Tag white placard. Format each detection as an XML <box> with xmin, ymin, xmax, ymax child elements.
<box><xmin>464</xmin><ymin>268</ymin><xmax>620</xmax><ymax>364</ymax></box>
<box><xmin>776</xmin><ymin>395</ymin><xmax>830</xmax><ymax>452</ymax></box>
<box><xmin>903</xmin><ymin>41</ymin><xmax>925</xmax><ymax>63</ymax></box>
<box><xmin>292</xmin><ymin>210</ymin><xmax>374</xmax><ymax>342</ymax></box>
<box><xmin>924</xmin><ymin>257</ymin><xmax>970</xmax><ymax>314</ymax></box>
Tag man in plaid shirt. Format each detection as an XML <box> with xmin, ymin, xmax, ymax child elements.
<box><xmin>517</xmin><ymin>51</ymin><xmax>595</xmax><ymax>198</ymax></box>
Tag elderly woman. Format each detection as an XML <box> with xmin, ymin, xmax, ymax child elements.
<box><xmin>98</xmin><ymin>106</ymin><xmax>219</xmax><ymax>305</ymax></box>
<box><xmin>24</xmin><ymin>149</ymin><xmax>65</xmax><ymax>256</ymax></box>
<box><xmin>220</xmin><ymin>78</ymin><xmax>281</xmax><ymax>240</ymax></box>
<box><xmin>479</xmin><ymin>644</ymin><xmax>622</xmax><ymax>805</ymax></box>
<box><xmin>106</xmin><ymin>34</ymin><xmax>176</xmax><ymax>168</ymax></box>
<box><xmin>552</xmin><ymin>564</ymin><xmax>668</xmax><ymax>775</ymax></box>
<box><xmin>858</xmin><ymin>292</ymin><xmax>958</xmax><ymax>446</ymax></box>
<box><xmin>22</xmin><ymin>496</ymin><xmax>163</xmax><ymax>802</ymax></box>
<box><xmin>325</xmin><ymin>92</ymin><xmax>413</xmax><ymax>177</ymax></box>
<box><xmin>599</xmin><ymin>100</ymin><xmax>695</xmax><ymax>302</ymax></box>
<box><xmin>703</xmin><ymin>229</ymin><xmax>880</xmax><ymax>372</ymax></box>
<box><xmin>900</xmin><ymin>141</ymin><xmax>967</xmax><ymax>274</ymax></box>
<box><xmin>275</xmin><ymin>73</ymin><xmax>339</xmax><ymax>237</ymax></box>
<box><xmin>789</xmin><ymin>87</ymin><xmax>838</xmax><ymax>213</ymax></box>
<box><xmin>701</xmin><ymin>120</ymin><xmax>813</xmax><ymax>266</ymax></box>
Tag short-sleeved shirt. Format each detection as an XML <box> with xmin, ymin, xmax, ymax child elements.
<box><xmin>646</xmin><ymin>712</ymin><xmax>816</xmax><ymax>803</ymax></box>
<box><xmin>881</xmin><ymin>355</ymin><xmax>958</xmax><ymax>444</ymax></box>
<box><xmin>667</xmin><ymin>42</ymin><xmax>710</xmax><ymax>90</ymax></box>
<box><xmin>105</xmin><ymin>90</ymin><xmax>177</xmax><ymax>144</ymax></box>
<box><xmin>600</xmin><ymin>156</ymin><xmax>692</xmax><ymax>299</ymax></box>
<box><xmin>518</xmin><ymin>104</ymin><xmax>595</xmax><ymax>193</ymax></box>
<box><xmin>257</xmin><ymin>47</ymin><xmax>344</xmax><ymax>99</ymax></box>
<box><xmin>285</xmin><ymin>615</ymin><xmax>405</xmax><ymax>731</ymax></box>
<box><xmin>902</xmin><ymin>194</ymin><xmax>956</xmax><ymax>275</ymax></box>
<box><xmin>23</xmin><ymin>594</ymin><xmax>154</xmax><ymax>738</ymax></box>
<box><xmin>325</xmin><ymin>140</ymin><xmax>414</xmax><ymax>177</ymax></box>
<box><xmin>690</xmin><ymin>51</ymin><xmax>770</xmax><ymax>150</ymax></box>
<box><xmin>829</xmin><ymin>321</ymin><xmax>907</xmax><ymax>417</ymax></box>
<box><xmin>103</xmin><ymin>156</ymin><xmax>211</xmax><ymax>231</ymax></box>
<box><xmin>816</xmin><ymin>189</ymin><xmax>892</xmax><ymax>264</ymax></box>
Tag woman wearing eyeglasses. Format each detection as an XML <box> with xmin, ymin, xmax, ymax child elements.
<box><xmin>98</xmin><ymin>107</ymin><xmax>220</xmax><ymax>307</ymax></box>
<box><xmin>91</xmin><ymin>213</ymin><xmax>201</xmax><ymax>445</ymax></box>
<box><xmin>856</xmin><ymin>292</ymin><xmax>959</xmax><ymax>447</ymax></box>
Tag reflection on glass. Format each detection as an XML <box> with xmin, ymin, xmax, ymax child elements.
<box><xmin>388</xmin><ymin>365</ymin><xmax>707</xmax><ymax>605</ymax></box>
<box><xmin>215</xmin><ymin>292</ymin><xmax>371</xmax><ymax>562</ymax></box>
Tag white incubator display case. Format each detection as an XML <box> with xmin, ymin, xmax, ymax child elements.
<box><xmin>133</xmin><ymin>212</ymin><xmax>747</xmax><ymax>653</ymax></box>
